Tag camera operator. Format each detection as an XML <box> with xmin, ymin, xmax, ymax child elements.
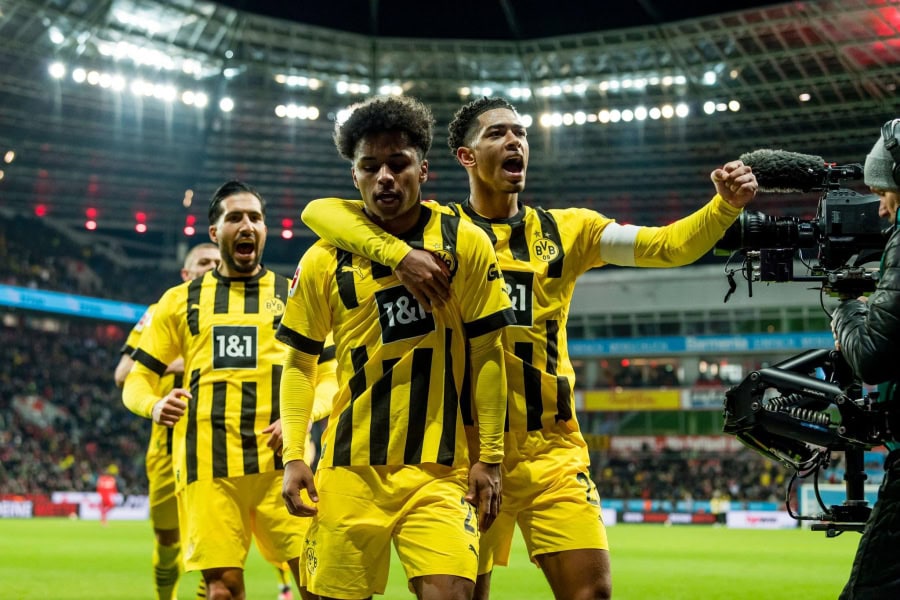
<box><xmin>832</xmin><ymin>118</ymin><xmax>900</xmax><ymax>600</ymax></box>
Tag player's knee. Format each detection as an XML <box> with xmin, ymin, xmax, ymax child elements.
<box><xmin>154</xmin><ymin>528</ymin><xmax>179</xmax><ymax>546</ymax></box>
<box><xmin>472</xmin><ymin>572</ymin><xmax>492</xmax><ymax>600</ymax></box>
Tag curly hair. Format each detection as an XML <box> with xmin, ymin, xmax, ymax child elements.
<box><xmin>334</xmin><ymin>95</ymin><xmax>434</xmax><ymax>161</ymax></box>
<box><xmin>447</xmin><ymin>97</ymin><xmax>519</xmax><ymax>154</ymax></box>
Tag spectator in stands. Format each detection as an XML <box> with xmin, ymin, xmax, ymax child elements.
<box><xmin>831</xmin><ymin>118</ymin><xmax>900</xmax><ymax>600</ymax></box>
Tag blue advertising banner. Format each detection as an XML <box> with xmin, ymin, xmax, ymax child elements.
<box><xmin>568</xmin><ymin>332</ymin><xmax>834</xmax><ymax>357</ymax></box>
<box><xmin>0</xmin><ymin>284</ymin><xmax>146</xmax><ymax>324</ymax></box>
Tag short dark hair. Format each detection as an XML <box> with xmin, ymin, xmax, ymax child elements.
<box><xmin>208</xmin><ymin>180</ymin><xmax>265</xmax><ymax>225</ymax></box>
<box><xmin>447</xmin><ymin>97</ymin><xmax>519</xmax><ymax>154</ymax></box>
<box><xmin>333</xmin><ymin>95</ymin><xmax>434</xmax><ymax>161</ymax></box>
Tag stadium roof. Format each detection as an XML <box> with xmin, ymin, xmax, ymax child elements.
<box><xmin>215</xmin><ymin>0</ymin><xmax>782</xmax><ymax>40</ymax></box>
<box><xmin>0</xmin><ymin>0</ymin><xmax>899</xmax><ymax>269</ymax></box>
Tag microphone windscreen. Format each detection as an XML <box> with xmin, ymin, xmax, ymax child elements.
<box><xmin>739</xmin><ymin>149</ymin><xmax>826</xmax><ymax>193</ymax></box>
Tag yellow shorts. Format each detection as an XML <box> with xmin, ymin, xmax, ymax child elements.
<box><xmin>304</xmin><ymin>465</ymin><xmax>478</xmax><ymax>599</ymax></box>
<box><xmin>178</xmin><ymin>470</ymin><xmax>309</xmax><ymax>572</ymax></box>
<box><xmin>478</xmin><ymin>425</ymin><xmax>608</xmax><ymax>574</ymax></box>
<box><xmin>146</xmin><ymin>430</ymin><xmax>178</xmax><ymax>530</ymax></box>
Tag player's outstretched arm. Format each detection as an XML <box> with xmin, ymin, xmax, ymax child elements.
<box><xmin>627</xmin><ymin>160</ymin><xmax>757</xmax><ymax>267</ymax></box>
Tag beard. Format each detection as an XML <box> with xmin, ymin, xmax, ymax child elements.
<box><xmin>222</xmin><ymin>247</ymin><xmax>261</xmax><ymax>274</ymax></box>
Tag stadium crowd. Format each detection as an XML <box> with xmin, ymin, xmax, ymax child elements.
<box><xmin>0</xmin><ymin>215</ymin><xmax>169</xmax><ymax>304</ymax></box>
<box><xmin>593</xmin><ymin>447</ymin><xmax>787</xmax><ymax>506</ymax></box>
<box><xmin>0</xmin><ymin>321</ymin><xmax>146</xmax><ymax>496</ymax></box>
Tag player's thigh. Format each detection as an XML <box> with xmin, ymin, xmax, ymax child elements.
<box><xmin>393</xmin><ymin>466</ymin><xmax>478</xmax><ymax>584</ymax></box>
<box><xmin>178</xmin><ymin>477</ymin><xmax>252</xmax><ymax>572</ymax></box>
<box><xmin>247</xmin><ymin>470</ymin><xmax>307</xmax><ymax>566</ymax></box>
<box><xmin>517</xmin><ymin>467</ymin><xmax>608</xmax><ymax>558</ymax></box>
<box><xmin>536</xmin><ymin>548</ymin><xmax>611</xmax><ymax>600</ymax></box>
<box><xmin>303</xmin><ymin>467</ymin><xmax>396</xmax><ymax>599</ymax></box>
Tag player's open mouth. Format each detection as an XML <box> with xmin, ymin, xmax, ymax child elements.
<box><xmin>503</xmin><ymin>156</ymin><xmax>524</xmax><ymax>175</ymax></box>
<box><xmin>235</xmin><ymin>240</ymin><xmax>255</xmax><ymax>256</ymax></box>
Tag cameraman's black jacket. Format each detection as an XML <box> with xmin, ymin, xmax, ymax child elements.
<box><xmin>833</xmin><ymin>224</ymin><xmax>900</xmax><ymax>414</ymax></box>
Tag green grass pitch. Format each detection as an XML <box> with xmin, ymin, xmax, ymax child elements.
<box><xmin>0</xmin><ymin>519</ymin><xmax>859</xmax><ymax>599</ymax></box>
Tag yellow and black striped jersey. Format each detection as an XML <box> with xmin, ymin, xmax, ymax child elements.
<box><xmin>121</xmin><ymin>304</ymin><xmax>177</xmax><ymax>460</ymax></box>
<box><xmin>277</xmin><ymin>204</ymin><xmax>514</xmax><ymax>470</ymax></box>
<box><xmin>300</xmin><ymin>195</ymin><xmax>741</xmax><ymax>438</ymax></box>
<box><xmin>125</xmin><ymin>268</ymin><xmax>291</xmax><ymax>488</ymax></box>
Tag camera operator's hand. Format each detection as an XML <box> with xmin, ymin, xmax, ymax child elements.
<box><xmin>712</xmin><ymin>160</ymin><xmax>758</xmax><ymax>209</ymax></box>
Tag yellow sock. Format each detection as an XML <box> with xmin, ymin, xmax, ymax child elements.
<box><xmin>153</xmin><ymin>541</ymin><xmax>181</xmax><ymax>600</ymax></box>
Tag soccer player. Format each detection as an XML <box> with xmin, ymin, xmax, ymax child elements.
<box><xmin>114</xmin><ymin>242</ymin><xmax>221</xmax><ymax>600</ymax></box>
<box><xmin>123</xmin><ymin>181</ymin><xmax>329</xmax><ymax>600</ymax></box>
<box><xmin>299</xmin><ymin>96</ymin><xmax>758</xmax><ymax>599</ymax></box>
<box><xmin>277</xmin><ymin>94</ymin><xmax>515</xmax><ymax>600</ymax></box>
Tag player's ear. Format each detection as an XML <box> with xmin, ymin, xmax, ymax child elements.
<box><xmin>209</xmin><ymin>224</ymin><xmax>218</xmax><ymax>244</ymax></box>
<box><xmin>351</xmin><ymin>167</ymin><xmax>360</xmax><ymax>190</ymax></box>
<box><xmin>419</xmin><ymin>159</ymin><xmax>428</xmax><ymax>183</ymax></box>
<box><xmin>457</xmin><ymin>146</ymin><xmax>476</xmax><ymax>168</ymax></box>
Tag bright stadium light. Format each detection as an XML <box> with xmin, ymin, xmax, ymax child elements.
<box><xmin>194</xmin><ymin>93</ymin><xmax>208</xmax><ymax>108</ymax></box>
<box><xmin>48</xmin><ymin>27</ymin><xmax>65</xmax><ymax>45</ymax></box>
<box><xmin>72</xmin><ymin>68</ymin><xmax>86</xmax><ymax>83</ymax></box>
<box><xmin>48</xmin><ymin>62</ymin><xmax>66</xmax><ymax>79</ymax></box>
<box><xmin>703</xmin><ymin>101</ymin><xmax>716</xmax><ymax>115</ymax></box>
<box><xmin>676</xmin><ymin>103</ymin><xmax>690</xmax><ymax>118</ymax></box>
<box><xmin>520</xmin><ymin>114</ymin><xmax>533</xmax><ymax>128</ymax></box>
<box><xmin>219</xmin><ymin>97</ymin><xmax>234</xmax><ymax>112</ymax></box>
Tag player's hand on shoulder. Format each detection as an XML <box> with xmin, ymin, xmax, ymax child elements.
<box><xmin>395</xmin><ymin>249</ymin><xmax>451</xmax><ymax>312</ymax></box>
<box><xmin>282</xmin><ymin>460</ymin><xmax>318</xmax><ymax>517</ymax></box>
<box><xmin>711</xmin><ymin>160</ymin><xmax>758</xmax><ymax>209</ymax></box>
<box><xmin>151</xmin><ymin>389</ymin><xmax>189</xmax><ymax>426</ymax></box>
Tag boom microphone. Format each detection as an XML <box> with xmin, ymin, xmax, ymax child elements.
<box><xmin>739</xmin><ymin>149</ymin><xmax>862</xmax><ymax>193</ymax></box>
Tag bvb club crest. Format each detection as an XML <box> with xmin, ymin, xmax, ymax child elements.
<box><xmin>433</xmin><ymin>248</ymin><xmax>458</xmax><ymax>277</ymax></box>
<box><xmin>532</xmin><ymin>237</ymin><xmax>561</xmax><ymax>263</ymax></box>
<box><xmin>265</xmin><ymin>297</ymin><xmax>285</xmax><ymax>315</ymax></box>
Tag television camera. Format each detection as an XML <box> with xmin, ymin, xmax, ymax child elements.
<box><xmin>717</xmin><ymin>149</ymin><xmax>894</xmax><ymax>535</ymax></box>
<box><xmin>715</xmin><ymin>149</ymin><xmax>885</xmax><ymax>300</ymax></box>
